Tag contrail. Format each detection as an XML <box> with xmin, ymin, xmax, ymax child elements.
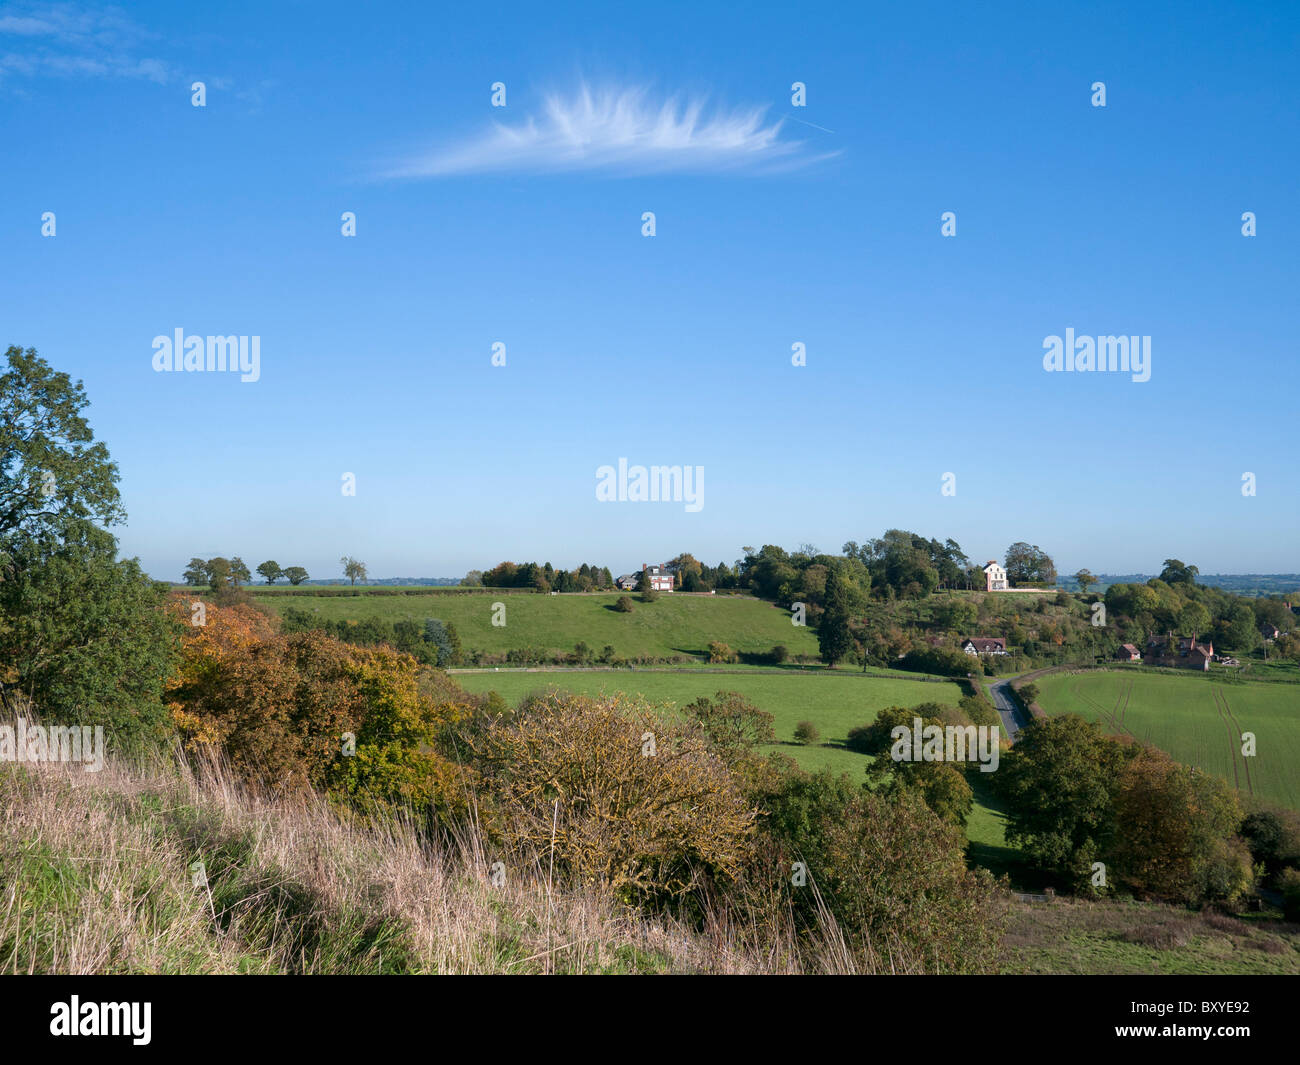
<box><xmin>786</xmin><ymin>115</ymin><xmax>836</xmax><ymax>134</ymax></box>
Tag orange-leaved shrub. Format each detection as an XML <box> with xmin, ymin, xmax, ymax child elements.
<box><xmin>463</xmin><ymin>689</ymin><xmax>757</xmax><ymax>903</ymax></box>
<box><xmin>166</xmin><ymin>597</ymin><xmax>469</xmax><ymax>820</ymax></box>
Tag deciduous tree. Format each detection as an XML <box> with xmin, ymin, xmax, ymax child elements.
<box><xmin>256</xmin><ymin>560</ymin><xmax>283</xmax><ymax>584</ymax></box>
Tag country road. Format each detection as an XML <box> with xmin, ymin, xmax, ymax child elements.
<box><xmin>988</xmin><ymin>678</ymin><xmax>1031</xmax><ymax>742</ymax></box>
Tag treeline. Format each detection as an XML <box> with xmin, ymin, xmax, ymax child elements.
<box><xmin>1103</xmin><ymin>561</ymin><xmax>1295</xmax><ymax>658</ymax></box>
<box><xmin>184</xmin><ymin>556</ymin><xmax>310</xmax><ymax>586</ymax></box>
<box><xmin>279</xmin><ymin>606</ymin><xmax>463</xmax><ymax>667</ymax></box>
<box><xmin>474</xmin><ymin>561</ymin><xmax>616</xmax><ymax>592</ymax></box>
<box><xmin>472</xmin><ymin>534</ymin><xmax>1053</xmax><ymax>603</ymax></box>
<box><xmin>743</xmin><ymin>534</ymin><xmax>1057</xmax><ymax>605</ymax></box>
<box><xmin>732</xmin><ymin>545</ymin><xmax>1295</xmax><ymax>671</ymax></box>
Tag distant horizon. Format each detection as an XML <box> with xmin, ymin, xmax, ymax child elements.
<box><xmin>158</xmin><ymin>567</ymin><xmax>1300</xmax><ymax>588</ymax></box>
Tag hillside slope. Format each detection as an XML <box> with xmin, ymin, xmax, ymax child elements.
<box><xmin>249</xmin><ymin>591</ymin><xmax>820</xmax><ymax>660</ymax></box>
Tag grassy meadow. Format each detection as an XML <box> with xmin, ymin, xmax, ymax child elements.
<box><xmin>248</xmin><ymin>589</ymin><xmax>822</xmax><ymax>660</ymax></box>
<box><xmin>454</xmin><ymin>668</ymin><xmax>966</xmax><ymax>771</ymax></box>
<box><xmin>1034</xmin><ymin>669</ymin><xmax>1300</xmax><ymax>811</ymax></box>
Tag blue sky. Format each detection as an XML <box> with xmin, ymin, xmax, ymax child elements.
<box><xmin>2</xmin><ymin>0</ymin><xmax>1297</xmax><ymax>581</ymax></box>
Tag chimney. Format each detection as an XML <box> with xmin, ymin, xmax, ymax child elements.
<box><xmin>642</xmin><ymin>563</ymin><xmax>646</xmax><ymax>571</ymax></box>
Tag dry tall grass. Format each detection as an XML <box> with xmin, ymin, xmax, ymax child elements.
<box><xmin>0</xmin><ymin>709</ymin><xmax>875</xmax><ymax>974</ymax></box>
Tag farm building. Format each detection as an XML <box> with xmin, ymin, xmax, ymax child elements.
<box><xmin>1116</xmin><ymin>643</ymin><xmax>1141</xmax><ymax>662</ymax></box>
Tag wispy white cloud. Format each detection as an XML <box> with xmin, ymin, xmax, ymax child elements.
<box><xmin>0</xmin><ymin>2</ymin><xmax>170</xmax><ymax>83</ymax></box>
<box><xmin>385</xmin><ymin>83</ymin><xmax>838</xmax><ymax>178</ymax></box>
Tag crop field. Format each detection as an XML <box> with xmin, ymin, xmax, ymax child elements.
<box><xmin>250</xmin><ymin>590</ymin><xmax>822</xmax><ymax>660</ymax></box>
<box><xmin>1034</xmin><ymin>670</ymin><xmax>1300</xmax><ymax>811</ymax></box>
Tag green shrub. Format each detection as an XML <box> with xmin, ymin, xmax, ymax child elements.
<box><xmin>759</xmin><ymin>770</ymin><xmax>1004</xmax><ymax>973</ymax></box>
<box><xmin>1280</xmin><ymin>868</ymin><xmax>1300</xmax><ymax>920</ymax></box>
<box><xmin>707</xmin><ymin>640</ymin><xmax>737</xmax><ymax>664</ymax></box>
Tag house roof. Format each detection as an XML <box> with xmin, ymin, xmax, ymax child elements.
<box><xmin>964</xmin><ymin>637</ymin><xmax>1007</xmax><ymax>651</ymax></box>
<box><xmin>1145</xmin><ymin>634</ymin><xmax>1212</xmax><ymax>654</ymax></box>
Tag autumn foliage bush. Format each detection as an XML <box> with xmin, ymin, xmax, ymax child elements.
<box><xmin>463</xmin><ymin>690</ymin><xmax>758</xmax><ymax>903</ymax></box>
<box><xmin>165</xmin><ymin>596</ymin><xmax>469</xmax><ymax>820</ymax></box>
<box><xmin>1108</xmin><ymin>746</ymin><xmax>1252</xmax><ymax>904</ymax></box>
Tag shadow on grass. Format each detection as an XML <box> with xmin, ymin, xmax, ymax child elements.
<box><xmin>965</xmin><ymin>769</ymin><xmax>1046</xmax><ymax>892</ymax></box>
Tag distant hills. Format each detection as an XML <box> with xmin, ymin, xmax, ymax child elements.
<box><xmin>1060</xmin><ymin>574</ymin><xmax>1300</xmax><ymax>596</ymax></box>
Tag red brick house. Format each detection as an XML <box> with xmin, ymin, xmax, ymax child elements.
<box><xmin>1116</xmin><ymin>643</ymin><xmax>1141</xmax><ymax>662</ymax></box>
<box><xmin>1145</xmin><ymin>633</ymin><xmax>1213</xmax><ymax>671</ymax></box>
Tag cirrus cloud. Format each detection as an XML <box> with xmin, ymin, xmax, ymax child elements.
<box><xmin>384</xmin><ymin>83</ymin><xmax>838</xmax><ymax>179</ymax></box>
<box><xmin>0</xmin><ymin>2</ymin><xmax>170</xmax><ymax>83</ymax></box>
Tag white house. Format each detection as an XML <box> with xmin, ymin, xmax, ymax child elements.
<box><xmin>962</xmin><ymin>637</ymin><xmax>1008</xmax><ymax>656</ymax></box>
<box><xmin>984</xmin><ymin>561</ymin><xmax>1008</xmax><ymax>591</ymax></box>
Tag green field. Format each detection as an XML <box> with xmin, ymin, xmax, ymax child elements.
<box><xmin>1034</xmin><ymin>669</ymin><xmax>1300</xmax><ymax>811</ymax></box>
<box><xmin>454</xmin><ymin>668</ymin><xmax>964</xmax><ymax>767</ymax></box>
<box><xmin>251</xmin><ymin>590</ymin><xmax>822</xmax><ymax>660</ymax></box>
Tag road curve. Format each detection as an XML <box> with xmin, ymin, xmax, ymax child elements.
<box><xmin>988</xmin><ymin>678</ymin><xmax>1031</xmax><ymax>742</ymax></box>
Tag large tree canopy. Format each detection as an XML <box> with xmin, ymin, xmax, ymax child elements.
<box><xmin>1004</xmin><ymin>541</ymin><xmax>1057</xmax><ymax>584</ymax></box>
<box><xmin>1</xmin><ymin>346</ymin><xmax>123</xmax><ymax>543</ymax></box>
<box><xmin>0</xmin><ymin>521</ymin><xmax>177</xmax><ymax>747</ymax></box>
<box><xmin>0</xmin><ymin>347</ymin><xmax>177</xmax><ymax>746</ymax></box>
